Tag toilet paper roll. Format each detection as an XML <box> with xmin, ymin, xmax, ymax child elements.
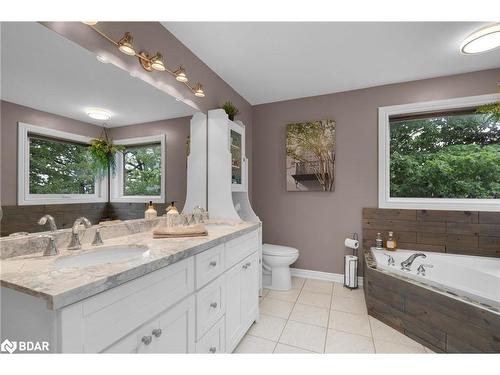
<box><xmin>344</xmin><ymin>238</ymin><xmax>359</xmax><ymax>250</ymax></box>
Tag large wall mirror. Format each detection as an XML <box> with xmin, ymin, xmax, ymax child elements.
<box><xmin>0</xmin><ymin>22</ymin><xmax>202</xmax><ymax>236</ymax></box>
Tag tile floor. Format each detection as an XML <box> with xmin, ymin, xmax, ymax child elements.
<box><xmin>235</xmin><ymin>277</ymin><xmax>432</xmax><ymax>354</ymax></box>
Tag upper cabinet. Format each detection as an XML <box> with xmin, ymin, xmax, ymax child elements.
<box><xmin>229</xmin><ymin>121</ymin><xmax>246</xmax><ymax>192</ymax></box>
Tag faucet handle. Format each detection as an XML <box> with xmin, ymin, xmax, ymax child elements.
<box><xmin>383</xmin><ymin>253</ymin><xmax>395</xmax><ymax>266</ymax></box>
<box><xmin>92</xmin><ymin>226</ymin><xmax>104</xmax><ymax>246</ymax></box>
<box><xmin>39</xmin><ymin>234</ymin><xmax>58</xmax><ymax>256</ymax></box>
<box><xmin>417</xmin><ymin>264</ymin><xmax>433</xmax><ymax>276</ymax></box>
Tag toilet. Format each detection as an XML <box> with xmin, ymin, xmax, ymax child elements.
<box><xmin>262</xmin><ymin>243</ymin><xmax>299</xmax><ymax>291</ymax></box>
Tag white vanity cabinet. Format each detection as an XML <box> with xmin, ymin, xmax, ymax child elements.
<box><xmin>1</xmin><ymin>228</ymin><xmax>260</xmax><ymax>353</ymax></box>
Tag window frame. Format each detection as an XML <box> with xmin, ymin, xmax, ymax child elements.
<box><xmin>18</xmin><ymin>122</ymin><xmax>108</xmax><ymax>205</ymax></box>
<box><xmin>110</xmin><ymin>134</ymin><xmax>166</xmax><ymax>203</ymax></box>
<box><xmin>378</xmin><ymin>93</ymin><xmax>500</xmax><ymax>212</ymax></box>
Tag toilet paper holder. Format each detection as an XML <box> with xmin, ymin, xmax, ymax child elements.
<box><xmin>343</xmin><ymin>232</ymin><xmax>359</xmax><ymax>290</ymax></box>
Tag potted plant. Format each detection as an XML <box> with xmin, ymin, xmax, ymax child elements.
<box><xmin>222</xmin><ymin>101</ymin><xmax>240</xmax><ymax>121</ymax></box>
<box><xmin>88</xmin><ymin>129</ymin><xmax>125</xmax><ymax>177</ymax></box>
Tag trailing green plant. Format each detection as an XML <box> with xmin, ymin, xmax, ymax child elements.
<box><xmin>222</xmin><ymin>101</ymin><xmax>240</xmax><ymax>121</ymax></box>
<box><xmin>88</xmin><ymin>130</ymin><xmax>125</xmax><ymax>177</ymax></box>
<box><xmin>476</xmin><ymin>102</ymin><xmax>500</xmax><ymax>122</ymax></box>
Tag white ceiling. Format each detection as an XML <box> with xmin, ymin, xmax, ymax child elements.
<box><xmin>163</xmin><ymin>22</ymin><xmax>500</xmax><ymax>105</ymax></box>
<box><xmin>1</xmin><ymin>22</ymin><xmax>196</xmax><ymax>127</ymax></box>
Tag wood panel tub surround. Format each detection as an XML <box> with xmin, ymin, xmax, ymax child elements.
<box><xmin>362</xmin><ymin>208</ymin><xmax>500</xmax><ymax>353</ymax></box>
<box><xmin>362</xmin><ymin>208</ymin><xmax>500</xmax><ymax>257</ymax></box>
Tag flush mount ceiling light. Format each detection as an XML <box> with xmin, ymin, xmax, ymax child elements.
<box><xmin>86</xmin><ymin>108</ymin><xmax>112</xmax><ymax>121</ymax></box>
<box><xmin>83</xmin><ymin>21</ymin><xmax>98</xmax><ymax>26</ymax></box>
<box><xmin>83</xmin><ymin>24</ymin><xmax>206</xmax><ymax>98</ymax></box>
<box><xmin>460</xmin><ymin>23</ymin><xmax>500</xmax><ymax>54</ymax></box>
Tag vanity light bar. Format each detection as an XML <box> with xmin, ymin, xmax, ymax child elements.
<box><xmin>84</xmin><ymin>23</ymin><xmax>205</xmax><ymax>98</ymax></box>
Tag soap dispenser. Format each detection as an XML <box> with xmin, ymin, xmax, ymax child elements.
<box><xmin>145</xmin><ymin>201</ymin><xmax>157</xmax><ymax>220</ymax></box>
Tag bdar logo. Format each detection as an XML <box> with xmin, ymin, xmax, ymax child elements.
<box><xmin>1</xmin><ymin>339</ymin><xmax>17</xmax><ymax>354</ymax></box>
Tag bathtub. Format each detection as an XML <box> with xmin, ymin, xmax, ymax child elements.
<box><xmin>371</xmin><ymin>247</ymin><xmax>500</xmax><ymax>310</ymax></box>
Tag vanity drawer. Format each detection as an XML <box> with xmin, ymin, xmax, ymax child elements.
<box><xmin>196</xmin><ymin>316</ymin><xmax>225</xmax><ymax>354</ymax></box>
<box><xmin>77</xmin><ymin>257</ymin><xmax>194</xmax><ymax>353</ymax></box>
<box><xmin>225</xmin><ymin>230</ymin><xmax>259</xmax><ymax>269</ymax></box>
<box><xmin>196</xmin><ymin>276</ymin><xmax>225</xmax><ymax>340</ymax></box>
<box><xmin>195</xmin><ymin>244</ymin><xmax>225</xmax><ymax>289</ymax></box>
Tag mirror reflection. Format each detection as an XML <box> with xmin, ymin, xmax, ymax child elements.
<box><xmin>0</xmin><ymin>22</ymin><xmax>200</xmax><ymax>236</ymax></box>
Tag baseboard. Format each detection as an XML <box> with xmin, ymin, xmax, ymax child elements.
<box><xmin>290</xmin><ymin>268</ymin><xmax>364</xmax><ymax>286</ymax></box>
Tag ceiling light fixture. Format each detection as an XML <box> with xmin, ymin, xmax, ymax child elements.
<box><xmin>461</xmin><ymin>23</ymin><xmax>500</xmax><ymax>54</ymax></box>
<box><xmin>86</xmin><ymin>108</ymin><xmax>112</xmax><ymax>121</ymax></box>
<box><xmin>82</xmin><ymin>21</ymin><xmax>98</xmax><ymax>26</ymax></box>
<box><xmin>83</xmin><ymin>24</ymin><xmax>205</xmax><ymax>97</ymax></box>
<box><xmin>117</xmin><ymin>32</ymin><xmax>136</xmax><ymax>56</ymax></box>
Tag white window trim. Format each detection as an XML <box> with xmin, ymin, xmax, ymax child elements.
<box><xmin>110</xmin><ymin>134</ymin><xmax>166</xmax><ymax>203</ymax></box>
<box><xmin>18</xmin><ymin>122</ymin><xmax>108</xmax><ymax>205</ymax></box>
<box><xmin>378</xmin><ymin>93</ymin><xmax>500</xmax><ymax>212</ymax></box>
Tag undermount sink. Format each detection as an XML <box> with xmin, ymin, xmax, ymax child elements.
<box><xmin>55</xmin><ymin>245</ymin><xmax>150</xmax><ymax>269</ymax></box>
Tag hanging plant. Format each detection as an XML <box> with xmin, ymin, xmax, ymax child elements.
<box><xmin>88</xmin><ymin>129</ymin><xmax>125</xmax><ymax>177</ymax></box>
<box><xmin>476</xmin><ymin>102</ymin><xmax>500</xmax><ymax>122</ymax></box>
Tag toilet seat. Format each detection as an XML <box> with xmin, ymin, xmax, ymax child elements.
<box><xmin>263</xmin><ymin>244</ymin><xmax>299</xmax><ymax>257</ymax></box>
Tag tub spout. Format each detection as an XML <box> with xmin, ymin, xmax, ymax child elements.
<box><xmin>401</xmin><ymin>253</ymin><xmax>426</xmax><ymax>271</ymax></box>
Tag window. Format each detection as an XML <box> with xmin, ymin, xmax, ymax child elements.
<box><xmin>18</xmin><ymin>123</ymin><xmax>107</xmax><ymax>205</ymax></box>
<box><xmin>110</xmin><ymin>135</ymin><xmax>166</xmax><ymax>203</ymax></box>
<box><xmin>378</xmin><ymin>94</ymin><xmax>500</xmax><ymax>211</ymax></box>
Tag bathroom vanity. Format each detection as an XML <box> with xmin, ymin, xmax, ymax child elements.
<box><xmin>0</xmin><ymin>220</ymin><xmax>261</xmax><ymax>353</ymax></box>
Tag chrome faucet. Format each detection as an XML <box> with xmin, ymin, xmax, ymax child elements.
<box><xmin>68</xmin><ymin>217</ymin><xmax>92</xmax><ymax>250</ymax></box>
<box><xmin>38</xmin><ymin>215</ymin><xmax>57</xmax><ymax>232</ymax></box>
<box><xmin>39</xmin><ymin>234</ymin><xmax>58</xmax><ymax>256</ymax></box>
<box><xmin>400</xmin><ymin>253</ymin><xmax>426</xmax><ymax>271</ymax></box>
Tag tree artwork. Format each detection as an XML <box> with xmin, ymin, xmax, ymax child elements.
<box><xmin>286</xmin><ymin>119</ymin><xmax>336</xmax><ymax>192</ymax></box>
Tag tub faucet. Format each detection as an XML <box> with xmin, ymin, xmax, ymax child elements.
<box><xmin>401</xmin><ymin>253</ymin><xmax>426</xmax><ymax>271</ymax></box>
<box><xmin>68</xmin><ymin>217</ymin><xmax>92</xmax><ymax>250</ymax></box>
<box><xmin>38</xmin><ymin>215</ymin><xmax>57</xmax><ymax>232</ymax></box>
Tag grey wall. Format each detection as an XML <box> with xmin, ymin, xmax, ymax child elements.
<box><xmin>251</xmin><ymin>68</ymin><xmax>500</xmax><ymax>275</ymax></box>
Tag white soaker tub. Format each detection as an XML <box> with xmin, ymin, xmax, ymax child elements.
<box><xmin>371</xmin><ymin>247</ymin><xmax>500</xmax><ymax>310</ymax></box>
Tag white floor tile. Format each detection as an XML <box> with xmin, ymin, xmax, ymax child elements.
<box><xmin>291</xmin><ymin>276</ymin><xmax>306</xmax><ymax>290</ymax></box>
<box><xmin>267</xmin><ymin>288</ymin><xmax>301</xmax><ymax>302</ymax></box>
<box><xmin>259</xmin><ymin>297</ymin><xmax>294</xmax><ymax>319</ymax></box>
<box><xmin>333</xmin><ymin>283</ymin><xmax>365</xmax><ymax>300</ymax></box>
<box><xmin>329</xmin><ymin>310</ymin><xmax>372</xmax><ymax>337</ymax></box>
<box><xmin>262</xmin><ymin>288</ymin><xmax>270</xmax><ymax>297</ymax></box>
<box><xmin>369</xmin><ymin>316</ymin><xmax>422</xmax><ymax>349</ymax></box>
<box><xmin>289</xmin><ymin>303</ymin><xmax>329</xmax><ymax>327</ymax></box>
<box><xmin>234</xmin><ymin>335</ymin><xmax>276</xmax><ymax>353</ymax></box>
<box><xmin>302</xmin><ymin>279</ymin><xmax>333</xmax><ymax>294</ymax></box>
<box><xmin>325</xmin><ymin>329</ymin><xmax>375</xmax><ymax>353</ymax></box>
<box><xmin>331</xmin><ymin>295</ymin><xmax>367</xmax><ymax>315</ymax></box>
<box><xmin>374</xmin><ymin>339</ymin><xmax>426</xmax><ymax>353</ymax></box>
<box><xmin>279</xmin><ymin>320</ymin><xmax>327</xmax><ymax>353</ymax></box>
<box><xmin>274</xmin><ymin>343</ymin><xmax>314</xmax><ymax>354</ymax></box>
<box><xmin>248</xmin><ymin>314</ymin><xmax>287</xmax><ymax>341</ymax></box>
<box><xmin>297</xmin><ymin>290</ymin><xmax>332</xmax><ymax>308</ymax></box>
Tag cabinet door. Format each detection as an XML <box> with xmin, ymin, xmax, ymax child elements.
<box><xmin>241</xmin><ymin>252</ymin><xmax>259</xmax><ymax>326</ymax></box>
<box><xmin>225</xmin><ymin>258</ymin><xmax>245</xmax><ymax>351</ymax></box>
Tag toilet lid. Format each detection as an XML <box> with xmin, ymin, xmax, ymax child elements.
<box><xmin>263</xmin><ymin>243</ymin><xmax>299</xmax><ymax>257</ymax></box>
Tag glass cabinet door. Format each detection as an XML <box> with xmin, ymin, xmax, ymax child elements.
<box><xmin>230</xmin><ymin>129</ymin><xmax>242</xmax><ymax>186</ymax></box>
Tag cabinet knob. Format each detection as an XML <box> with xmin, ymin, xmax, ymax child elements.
<box><xmin>152</xmin><ymin>328</ymin><xmax>162</xmax><ymax>338</ymax></box>
<box><xmin>209</xmin><ymin>260</ymin><xmax>217</xmax><ymax>267</ymax></box>
<box><xmin>246</xmin><ymin>262</ymin><xmax>251</xmax><ymax>268</ymax></box>
<box><xmin>210</xmin><ymin>302</ymin><xmax>218</xmax><ymax>308</ymax></box>
<box><xmin>141</xmin><ymin>335</ymin><xmax>152</xmax><ymax>345</ymax></box>
<box><xmin>242</xmin><ymin>264</ymin><xmax>247</xmax><ymax>269</ymax></box>
<box><xmin>209</xmin><ymin>347</ymin><xmax>217</xmax><ymax>353</ymax></box>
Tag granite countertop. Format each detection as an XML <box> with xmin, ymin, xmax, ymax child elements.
<box><xmin>0</xmin><ymin>221</ymin><xmax>260</xmax><ymax>310</ymax></box>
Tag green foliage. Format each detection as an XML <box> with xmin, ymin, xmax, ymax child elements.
<box><xmin>390</xmin><ymin>112</ymin><xmax>500</xmax><ymax>199</ymax></box>
<box><xmin>476</xmin><ymin>102</ymin><xmax>500</xmax><ymax>123</ymax></box>
<box><xmin>222</xmin><ymin>101</ymin><xmax>239</xmax><ymax>121</ymax></box>
<box><xmin>88</xmin><ymin>138</ymin><xmax>125</xmax><ymax>177</ymax></box>
<box><xmin>29</xmin><ymin>137</ymin><xmax>95</xmax><ymax>194</ymax></box>
<box><xmin>123</xmin><ymin>144</ymin><xmax>162</xmax><ymax>196</ymax></box>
